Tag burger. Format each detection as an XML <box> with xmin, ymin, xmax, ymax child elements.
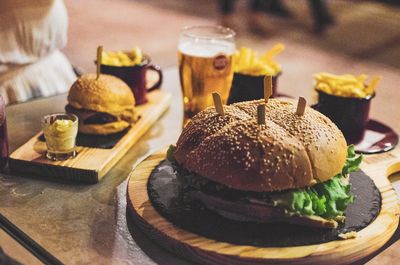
<box><xmin>167</xmin><ymin>99</ymin><xmax>362</xmax><ymax>228</ymax></box>
<box><xmin>66</xmin><ymin>73</ymin><xmax>138</xmax><ymax>135</ymax></box>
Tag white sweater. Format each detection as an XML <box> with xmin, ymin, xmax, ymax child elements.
<box><xmin>0</xmin><ymin>0</ymin><xmax>76</xmax><ymax>104</ymax></box>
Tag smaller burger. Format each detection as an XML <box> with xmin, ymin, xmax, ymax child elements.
<box><xmin>66</xmin><ymin>74</ymin><xmax>138</xmax><ymax>135</ymax></box>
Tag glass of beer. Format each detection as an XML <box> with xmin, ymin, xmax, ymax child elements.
<box><xmin>178</xmin><ymin>25</ymin><xmax>236</xmax><ymax>124</ymax></box>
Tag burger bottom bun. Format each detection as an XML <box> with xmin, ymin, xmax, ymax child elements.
<box><xmin>78</xmin><ymin>120</ymin><xmax>130</xmax><ymax>135</ymax></box>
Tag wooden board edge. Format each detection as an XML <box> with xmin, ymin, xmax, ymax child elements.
<box><xmin>126</xmin><ymin>149</ymin><xmax>400</xmax><ymax>265</ymax></box>
<box><xmin>8</xmin><ymin>158</ymin><xmax>99</xmax><ymax>183</ymax></box>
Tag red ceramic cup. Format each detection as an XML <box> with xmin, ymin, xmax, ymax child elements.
<box><xmin>227</xmin><ymin>72</ymin><xmax>280</xmax><ymax>104</ymax></box>
<box><xmin>99</xmin><ymin>55</ymin><xmax>163</xmax><ymax>105</ymax></box>
<box><xmin>313</xmin><ymin>90</ymin><xmax>375</xmax><ymax>144</ymax></box>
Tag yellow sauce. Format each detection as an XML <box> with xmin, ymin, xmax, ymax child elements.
<box><xmin>44</xmin><ymin>119</ymin><xmax>78</xmax><ymax>152</ymax></box>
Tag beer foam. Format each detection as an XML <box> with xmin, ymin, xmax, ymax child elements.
<box><xmin>179</xmin><ymin>41</ymin><xmax>235</xmax><ymax>58</ymax></box>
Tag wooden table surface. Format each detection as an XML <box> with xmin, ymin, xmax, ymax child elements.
<box><xmin>1</xmin><ymin>67</ymin><xmax>399</xmax><ymax>264</ymax></box>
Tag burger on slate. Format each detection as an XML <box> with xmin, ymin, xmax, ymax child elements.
<box><xmin>66</xmin><ymin>73</ymin><xmax>138</xmax><ymax>135</ymax></box>
<box><xmin>167</xmin><ymin>99</ymin><xmax>362</xmax><ymax>228</ymax></box>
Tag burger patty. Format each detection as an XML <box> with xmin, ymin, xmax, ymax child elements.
<box><xmin>65</xmin><ymin>104</ymin><xmax>118</xmax><ymax>125</ymax></box>
<box><xmin>178</xmin><ymin>170</ymin><xmax>338</xmax><ymax>228</ymax></box>
<box><xmin>185</xmin><ymin>190</ymin><xmax>337</xmax><ymax>228</ymax></box>
<box><xmin>177</xmin><ymin>168</ymin><xmax>278</xmax><ymax>201</ymax></box>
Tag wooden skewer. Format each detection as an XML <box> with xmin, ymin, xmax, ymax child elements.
<box><xmin>296</xmin><ymin>97</ymin><xmax>307</xmax><ymax>116</ymax></box>
<box><xmin>264</xmin><ymin>75</ymin><xmax>272</xmax><ymax>104</ymax></box>
<box><xmin>96</xmin><ymin>45</ymin><xmax>103</xmax><ymax>80</ymax></box>
<box><xmin>257</xmin><ymin>104</ymin><xmax>266</xmax><ymax>125</ymax></box>
<box><xmin>212</xmin><ymin>92</ymin><xmax>225</xmax><ymax>116</ymax></box>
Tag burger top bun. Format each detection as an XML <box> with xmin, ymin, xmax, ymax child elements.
<box><xmin>174</xmin><ymin>105</ymin><xmax>251</xmax><ymax>166</ymax></box>
<box><xmin>68</xmin><ymin>73</ymin><xmax>135</xmax><ymax>115</ymax></box>
<box><xmin>174</xmin><ymin>98</ymin><xmax>347</xmax><ymax>192</ymax></box>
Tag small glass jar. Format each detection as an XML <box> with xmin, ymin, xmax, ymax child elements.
<box><xmin>41</xmin><ymin>113</ymin><xmax>78</xmax><ymax>161</ymax></box>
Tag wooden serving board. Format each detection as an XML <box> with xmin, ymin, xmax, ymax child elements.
<box><xmin>127</xmin><ymin>148</ymin><xmax>400</xmax><ymax>265</ymax></box>
<box><xmin>9</xmin><ymin>90</ymin><xmax>171</xmax><ymax>183</ymax></box>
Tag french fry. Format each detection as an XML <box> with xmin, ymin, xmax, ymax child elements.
<box><xmin>356</xmin><ymin>74</ymin><xmax>368</xmax><ymax>84</ymax></box>
<box><xmin>101</xmin><ymin>47</ymin><xmax>144</xmax><ymax>66</ymax></box>
<box><xmin>365</xmin><ymin>76</ymin><xmax>381</xmax><ymax>95</ymax></box>
<box><xmin>261</xmin><ymin>43</ymin><xmax>285</xmax><ymax>62</ymax></box>
<box><xmin>234</xmin><ymin>44</ymin><xmax>284</xmax><ymax>76</ymax></box>
<box><xmin>314</xmin><ymin>73</ymin><xmax>379</xmax><ymax>98</ymax></box>
<box><xmin>236</xmin><ymin>47</ymin><xmax>251</xmax><ymax>71</ymax></box>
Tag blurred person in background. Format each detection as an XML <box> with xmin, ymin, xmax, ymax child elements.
<box><xmin>219</xmin><ymin>0</ymin><xmax>333</xmax><ymax>34</ymax></box>
<box><xmin>0</xmin><ymin>0</ymin><xmax>76</xmax><ymax>105</ymax></box>
<box><xmin>219</xmin><ymin>0</ymin><xmax>291</xmax><ymax>33</ymax></box>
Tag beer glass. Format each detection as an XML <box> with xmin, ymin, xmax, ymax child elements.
<box><xmin>178</xmin><ymin>25</ymin><xmax>236</xmax><ymax>124</ymax></box>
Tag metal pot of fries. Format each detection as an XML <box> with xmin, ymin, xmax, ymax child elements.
<box><xmin>98</xmin><ymin>47</ymin><xmax>163</xmax><ymax>105</ymax></box>
<box><xmin>312</xmin><ymin>73</ymin><xmax>380</xmax><ymax>144</ymax></box>
<box><xmin>228</xmin><ymin>72</ymin><xmax>281</xmax><ymax>104</ymax></box>
<box><xmin>227</xmin><ymin>44</ymin><xmax>284</xmax><ymax>104</ymax></box>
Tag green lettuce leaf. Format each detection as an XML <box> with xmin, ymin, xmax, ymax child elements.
<box><xmin>271</xmin><ymin>145</ymin><xmax>362</xmax><ymax>218</ymax></box>
<box><xmin>166</xmin><ymin>145</ymin><xmax>176</xmax><ymax>163</ymax></box>
<box><xmin>342</xmin><ymin>145</ymin><xmax>363</xmax><ymax>176</ymax></box>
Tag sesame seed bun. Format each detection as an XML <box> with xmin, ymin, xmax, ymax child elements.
<box><xmin>174</xmin><ymin>98</ymin><xmax>347</xmax><ymax>192</ymax></box>
<box><xmin>174</xmin><ymin>105</ymin><xmax>251</xmax><ymax>165</ymax></box>
<box><xmin>67</xmin><ymin>73</ymin><xmax>137</xmax><ymax>135</ymax></box>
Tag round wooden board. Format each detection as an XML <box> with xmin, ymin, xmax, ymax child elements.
<box><xmin>127</xmin><ymin>149</ymin><xmax>400</xmax><ymax>265</ymax></box>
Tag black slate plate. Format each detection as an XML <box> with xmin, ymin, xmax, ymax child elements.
<box><xmin>38</xmin><ymin>127</ymin><xmax>129</xmax><ymax>149</ymax></box>
<box><xmin>148</xmin><ymin>160</ymin><xmax>381</xmax><ymax>247</ymax></box>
